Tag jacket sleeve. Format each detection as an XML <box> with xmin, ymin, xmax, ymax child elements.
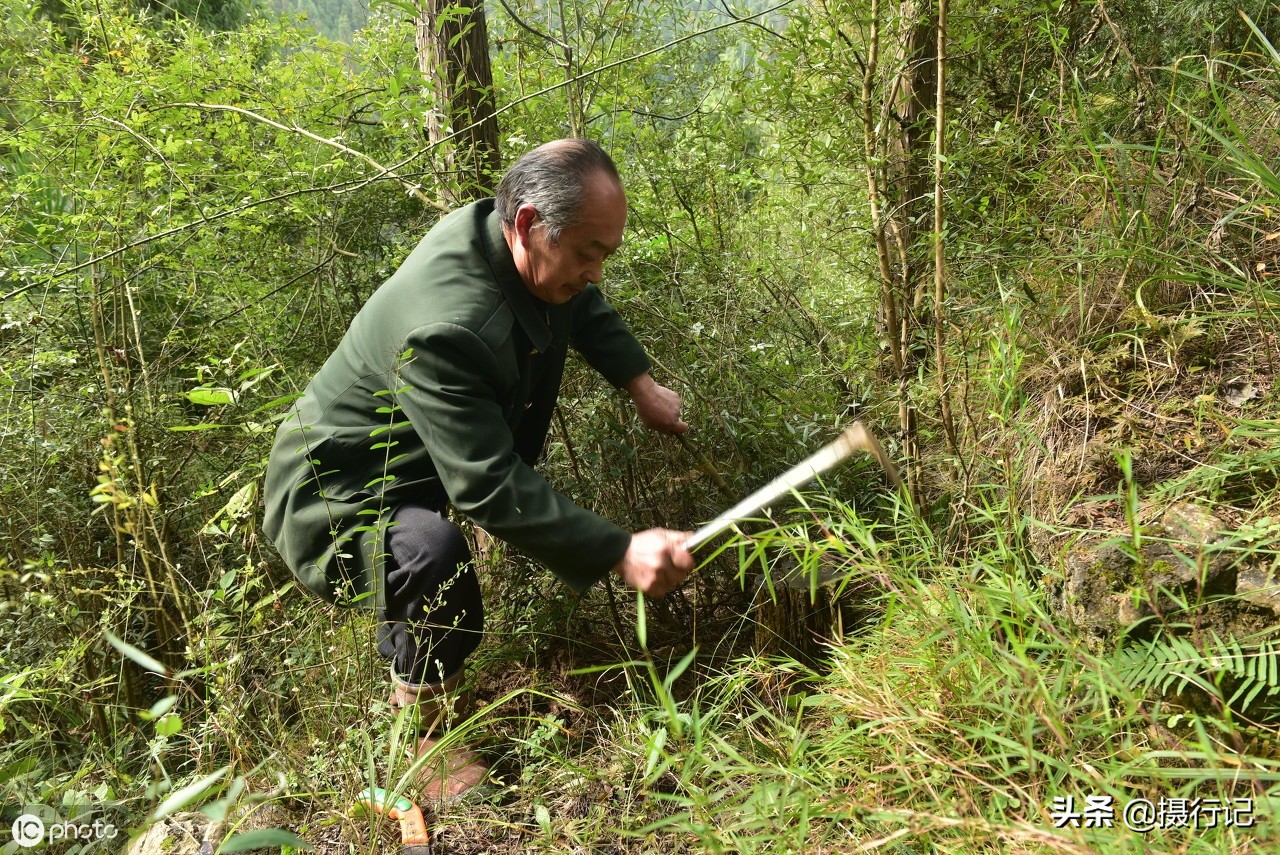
<box><xmin>394</xmin><ymin>322</ymin><xmax>630</xmax><ymax>593</ymax></box>
<box><xmin>568</xmin><ymin>285</ymin><xmax>651</xmax><ymax>388</ymax></box>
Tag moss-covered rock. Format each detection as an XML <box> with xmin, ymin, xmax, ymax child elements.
<box><xmin>1050</xmin><ymin>502</ymin><xmax>1279</xmax><ymax>648</ymax></box>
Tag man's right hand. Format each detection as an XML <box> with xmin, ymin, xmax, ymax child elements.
<box><xmin>614</xmin><ymin>529</ymin><xmax>694</xmax><ymax>598</ymax></box>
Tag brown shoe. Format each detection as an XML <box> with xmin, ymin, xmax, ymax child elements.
<box><xmin>413</xmin><ymin>733</ymin><xmax>491</xmax><ymax>801</ymax></box>
<box><xmin>389</xmin><ymin>666</ymin><xmax>491</xmax><ymax>801</ymax></box>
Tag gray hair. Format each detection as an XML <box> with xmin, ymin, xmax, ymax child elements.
<box><xmin>495</xmin><ymin>139</ymin><xmax>620</xmax><ymax>243</ymax></box>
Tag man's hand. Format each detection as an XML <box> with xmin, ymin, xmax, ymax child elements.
<box><xmin>615</xmin><ymin>529</ymin><xmax>694</xmax><ymax>598</ymax></box>
<box><xmin>625</xmin><ymin>373</ymin><xmax>688</xmax><ymax>434</ymax></box>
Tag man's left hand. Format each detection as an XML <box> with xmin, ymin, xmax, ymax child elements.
<box><xmin>626</xmin><ymin>373</ymin><xmax>688</xmax><ymax>434</ymax></box>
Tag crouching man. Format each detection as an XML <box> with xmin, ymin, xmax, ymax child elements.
<box><xmin>263</xmin><ymin>139</ymin><xmax>693</xmax><ymax>800</ymax></box>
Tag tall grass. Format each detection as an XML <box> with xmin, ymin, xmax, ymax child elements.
<box><xmin>497</xmin><ymin>489</ymin><xmax>1272</xmax><ymax>854</ymax></box>
<box><xmin>5</xmin><ymin>11</ymin><xmax>1280</xmax><ymax>855</ymax></box>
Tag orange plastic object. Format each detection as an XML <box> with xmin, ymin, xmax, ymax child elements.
<box><xmin>356</xmin><ymin>786</ymin><xmax>430</xmax><ymax>846</ymax></box>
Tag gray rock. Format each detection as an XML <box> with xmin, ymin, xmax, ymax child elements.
<box><xmin>1153</xmin><ymin>503</ymin><xmax>1237</xmax><ymax>591</ymax></box>
<box><xmin>1053</xmin><ymin>503</ymin><xmax>1252</xmax><ymax>640</ymax></box>
<box><xmin>1237</xmin><ymin>564</ymin><xmax>1280</xmax><ymax>615</ymax></box>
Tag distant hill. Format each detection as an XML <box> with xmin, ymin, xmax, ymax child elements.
<box><xmin>270</xmin><ymin>0</ymin><xmax>369</xmax><ymax>42</ymax></box>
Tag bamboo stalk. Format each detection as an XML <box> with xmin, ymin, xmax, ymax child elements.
<box><xmin>933</xmin><ymin>0</ymin><xmax>958</xmax><ymax>456</ymax></box>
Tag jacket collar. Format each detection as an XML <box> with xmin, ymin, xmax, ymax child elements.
<box><xmin>482</xmin><ymin>201</ymin><xmax>553</xmax><ymax>354</ymax></box>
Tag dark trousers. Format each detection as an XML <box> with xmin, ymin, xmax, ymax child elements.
<box><xmin>377</xmin><ymin>504</ymin><xmax>484</xmax><ymax>685</ymax></box>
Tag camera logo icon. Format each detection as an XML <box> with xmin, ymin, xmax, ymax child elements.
<box><xmin>12</xmin><ymin>813</ymin><xmax>45</xmax><ymax>848</ymax></box>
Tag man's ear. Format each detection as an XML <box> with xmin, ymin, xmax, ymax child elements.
<box><xmin>513</xmin><ymin>204</ymin><xmax>539</xmax><ymax>246</ymax></box>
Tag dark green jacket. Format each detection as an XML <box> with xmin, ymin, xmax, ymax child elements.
<box><xmin>263</xmin><ymin>199</ymin><xmax>651</xmax><ymax>609</ymax></box>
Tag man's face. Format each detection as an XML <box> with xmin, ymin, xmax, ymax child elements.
<box><xmin>515</xmin><ymin>172</ymin><xmax>627</xmax><ymax>305</ymax></box>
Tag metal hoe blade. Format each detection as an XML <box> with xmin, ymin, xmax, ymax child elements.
<box><xmin>684</xmin><ymin>421</ymin><xmax>903</xmax><ymax>552</ymax></box>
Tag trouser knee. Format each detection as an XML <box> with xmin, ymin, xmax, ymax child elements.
<box><xmin>378</xmin><ymin>505</ymin><xmax>485</xmax><ymax>684</ymax></box>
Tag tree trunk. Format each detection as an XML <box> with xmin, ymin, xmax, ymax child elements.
<box><xmin>862</xmin><ymin>0</ymin><xmax>938</xmax><ymax>501</ymax></box>
<box><xmin>416</xmin><ymin>0</ymin><xmax>502</xmax><ymax>202</ymax></box>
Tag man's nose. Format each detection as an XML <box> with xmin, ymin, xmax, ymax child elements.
<box><xmin>584</xmin><ymin>261</ymin><xmax>603</xmax><ymax>284</ymax></box>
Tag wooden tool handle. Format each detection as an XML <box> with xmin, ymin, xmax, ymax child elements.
<box><xmin>685</xmin><ymin>422</ymin><xmax>879</xmax><ymax>552</ymax></box>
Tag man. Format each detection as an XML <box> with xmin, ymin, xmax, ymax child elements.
<box><xmin>263</xmin><ymin>139</ymin><xmax>694</xmax><ymax>799</ymax></box>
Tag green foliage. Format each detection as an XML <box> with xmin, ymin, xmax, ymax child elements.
<box><xmin>1116</xmin><ymin>633</ymin><xmax>1280</xmax><ymax>715</ymax></box>
<box><xmin>138</xmin><ymin>0</ymin><xmax>255</xmax><ymax>31</ymax></box>
<box><xmin>0</xmin><ymin>0</ymin><xmax>431</xmax><ymax>828</ymax></box>
<box><xmin>3</xmin><ymin>0</ymin><xmax>1280</xmax><ymax>849</ymax></box>
<box><xmin>36</xmin><ymin>0</ymin><xmax>255</xmax><ymax>36</ymax></box>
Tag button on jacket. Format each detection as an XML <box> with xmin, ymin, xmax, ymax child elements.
<box><xmin>263</xmin><ymin>199</ymin><xmax>652</xmax><ymax>609</ymax></box>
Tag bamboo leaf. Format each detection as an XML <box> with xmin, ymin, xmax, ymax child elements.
<box><xmin>103</xmin><ymin>628</ymin><xmax>169</xmax><ymax>676</ymax></box>
<box><xmin>219</xmin><ymin>829</ymin><xmax>313</xmax><ymax>852</ymax></box>
<box><xmin>186</xmin><ymin>387</ymin><xmax>236</xmax><ymax>406</ymax></box>
<box><xmin>154</xmin><ymin>767</ymin><xmax>229</xmax><ymax>820</ymax></box>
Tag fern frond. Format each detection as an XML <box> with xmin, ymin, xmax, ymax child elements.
<box><xmin>1114</xmin><ymin>634</ymin><xmax>1280</xmax><ymax>713</ymax></box>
